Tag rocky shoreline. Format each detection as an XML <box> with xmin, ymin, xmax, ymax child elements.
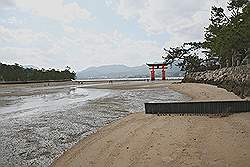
<box><xmin>183</xmin><ymin>65</ymin><xmax>249</xmax><ymax>98</ymax></box>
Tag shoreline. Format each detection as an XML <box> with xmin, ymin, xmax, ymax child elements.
<box><xmin>0</xmin><ymin>80</ymin><xmax>72</xmax><ymax>85</ymax></box>
<box><xmin>51</xmin><ymin>82</ymin><xmax>250</xmax><ymax>167</ymax></box>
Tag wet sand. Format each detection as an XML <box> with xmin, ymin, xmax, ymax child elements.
<box><xmin>51</xmin><ymin>82</ymin><xmax>250</xmax><ymax>167</ymax></box>
<box><xmin>0</xmin><ymin>82</ymin><xmax>117</xmax><ymax>167</ymax></box>
<box><xmin>0</xmin><ymin>80</ymin><xmax>188</xmax><ymax>166</ymax></box>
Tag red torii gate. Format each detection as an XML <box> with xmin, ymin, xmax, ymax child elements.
<box><xmin>146</xmin><ymin>63</ymin><xmax>166</xmax><ymax>81</ymax></box>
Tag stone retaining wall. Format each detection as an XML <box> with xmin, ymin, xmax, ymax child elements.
<box><xmin>183</xmin><ymin>65</ymin><xmax>249</xmax><ymax>98</ymax></box>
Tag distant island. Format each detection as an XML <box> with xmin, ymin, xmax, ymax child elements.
<box><xmin>76</xmin><ymin>64</ymin><xmax>184</xmax><ymax>79</ymax></box>
<box><xmin>0</xmin><ymin>63</ymin><xmax>76</xmax><ymax>82</ymax></box>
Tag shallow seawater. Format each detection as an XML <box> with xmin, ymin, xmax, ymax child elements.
<box><xmin>0</xmin><ymin>84</ymin><xmax>189</xmax><ymax>167</ymax></box>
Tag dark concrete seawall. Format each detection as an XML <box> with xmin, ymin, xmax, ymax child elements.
<box><xmin>183</xmin><ymin>65</ymin><xmax>250</xmax><ymax>98</ymax></box>
<box><xmin>145</xmin><ymin>101</ymin><xmax>250</xmax><ymax>115</ymax></box>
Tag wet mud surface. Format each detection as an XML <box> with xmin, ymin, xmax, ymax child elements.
<box><xmin>0</xmin><ymin>83</ymin><xmax>188</xmax><ymax>167</ymax></box>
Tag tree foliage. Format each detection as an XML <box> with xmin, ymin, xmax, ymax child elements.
<box><xmin>0</xmin><ymin>63</ymin><xmax>76</xmax><ymax>82</ymax></box>
<box><xmin>163</xmin><ymin>0</ymin><xmax>249</xmax><ymax>72</ymax></box>
<box><xmin>163</xmin><ymin>42</ymin><xmax>205</xmax><ymax>72</ymax></box>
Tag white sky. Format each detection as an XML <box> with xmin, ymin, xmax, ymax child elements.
<box><xmin>0</xmin><ymin>0</ymin><xmax>227</xmax><ymax>71</ymax></box>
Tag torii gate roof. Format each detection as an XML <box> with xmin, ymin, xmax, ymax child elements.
<box><xmin>146</xmin><ymin>62</ymin><xmax>167</xmax><ymax>66</ymax></box>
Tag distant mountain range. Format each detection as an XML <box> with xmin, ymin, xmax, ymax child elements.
<box><xmin>23</xmin><ymin>65</ymin><xmax>40</xmax><ymax>70</ymax></box>
<box><xmin>77</xmin><ymin>64</ymin><xmax>185</xmax><ymax>79</ymax></box>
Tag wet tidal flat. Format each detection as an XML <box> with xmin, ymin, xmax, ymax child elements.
<box><xmin>0</xmin><ymin>82</ymin><xmax>188</xmax><ymax>167</ymax></box>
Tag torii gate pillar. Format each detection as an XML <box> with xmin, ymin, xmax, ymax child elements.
<box><xmin>151</xmin><ymin>65</ymin><xmax>155</xmax><ymax>81</ymax></box>
<box><xmin>162</xmin><ymin>64</ymin><xmax>166</xmax><ymax>80</ymax></box>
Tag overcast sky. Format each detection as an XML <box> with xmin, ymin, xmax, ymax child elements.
<box><xmin>0</xmin><ymin>0</ymin><xmax>227</xmax><ymax>71</ymax></box>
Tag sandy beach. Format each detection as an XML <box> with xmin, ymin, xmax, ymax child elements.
<box><xmin>51</xmin><ymin>82</ymin><xmax>250</xmax><ymax>167</ymax></box>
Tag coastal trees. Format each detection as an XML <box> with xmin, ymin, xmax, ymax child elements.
<box><xmin>0</xmin><ymin>62</ymin><xmax>76</xmax><ymax>82</ymax></box>
<box><xmin>204</xmin><ymin>0</ymin><xmax>249</xmax><ymax>67</ymax></box>
<box><xmin>163</xmin><ymin>0</ymin><xmax>249</xmax><ymax>72</ymax></box>
<box><xmin>163</xmin><ymin>42</ymin><xmax>205</xmax><ymax>72</ymax></box>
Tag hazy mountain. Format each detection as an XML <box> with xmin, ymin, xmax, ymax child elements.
<box><xmin>77</xmin><ymin>64</ymin><xmax>184</xmax><ymax>79</ymax></box>
<box><xmin>23</xmin><ymin>65</ymin><xmax>39</xmax><ymax>70</ymax></box>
